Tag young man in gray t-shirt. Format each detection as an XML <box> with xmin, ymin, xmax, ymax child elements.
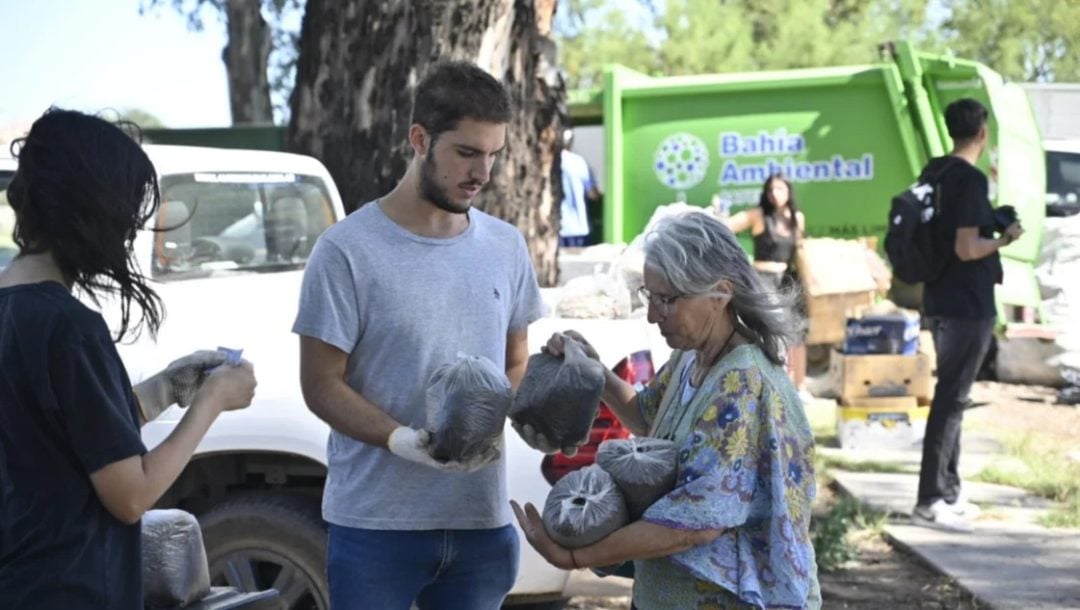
<box><xmin>292</xmin><ymin>62</ymin><xmax>544</xmax><ymax>610</ymax></box>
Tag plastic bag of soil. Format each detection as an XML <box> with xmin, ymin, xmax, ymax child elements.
<box><xmin>142</xmin><ymin>509</ymin><xmax>211</xmax><ymax>609</ymax></box>
<box><xmin>596</xmin><ymin>437</ymin><xmax>678</xmax><ymax>520</ymax></box>
<box><xmin>426</xmin><ymin>354</ymin><xmax>512</xmax><ymax>463</ymax></box>
<box><xmin>542</xmin><ymin>464</ymin><xmax>630</xmax><ymax>548</ymax></box>
<box><xmin>510</xmin><ymin>340</ymin><xmax>606</xmax><ymax>449</ymax></box>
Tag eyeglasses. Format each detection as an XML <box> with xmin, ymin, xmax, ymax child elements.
<box><xmin>636</xmin><ymin>287</ymin><xmax>730</xmax><ymax>315</ymax></box>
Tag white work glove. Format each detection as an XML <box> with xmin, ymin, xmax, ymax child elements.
<box><xmin>511</xmin><ymin>421</ymin><xmax>580</xmax><ymax>457</ymax></box>
<box><xmin>133</xmin><ymin>350</ymin><xmax>228</xmax><ymax>421</ymax></box>
<box><xmin>387</xmin><ymin>427</ymin><xmax>501</xmax><ymax>473</ymax></box>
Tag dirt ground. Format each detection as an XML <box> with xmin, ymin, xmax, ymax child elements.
<box><xmin>966</xmin><ymin>381</ymin><xmax>1080</xmax><ymax>448</ymax></box>
<box><xmin>565</xmin><ymin>381</ymin><xmax>1080</xmax><ymax>610</ymax></box>
<box><xmin>808</xmin><ymin>484</ymin><xmax>981</xmax><ymax>610</ymax></box>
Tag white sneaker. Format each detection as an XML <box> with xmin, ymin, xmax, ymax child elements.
<box><xmin>946</xmin><ymin>497</ymin><xmax>982</xmax><ymax>519</ymax></box>
<box><xmin>912</xmin><ymin>499</ymin><xmax>975</xmax><ymax>533</ymax></box>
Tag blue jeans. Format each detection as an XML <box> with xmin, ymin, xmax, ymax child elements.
<box><xmin>327</xmin><ymin>523</ymin><xmax>519</xmax><ymax>610</ymax></box>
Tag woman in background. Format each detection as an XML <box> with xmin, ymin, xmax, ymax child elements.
<box><xmin>725</xmin><ymin>173</ymin><xmax>808</xmax><ymax>392</ymax></box>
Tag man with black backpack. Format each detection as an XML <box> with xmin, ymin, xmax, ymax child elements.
<box><xmin>909</xmin><ymin>98</ymin><xmax>1024</xmax><ymax>532</ymax></box>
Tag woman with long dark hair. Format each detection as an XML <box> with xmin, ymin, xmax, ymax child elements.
<box><xmin>725</xmin><ymin>173</ymin><xmax>808</xmax><ymax>390</ymax></box>
<box><xmin>0</xmin><ymin>108</ymin><xmax>256</xmax><ymax>609</ymax></box>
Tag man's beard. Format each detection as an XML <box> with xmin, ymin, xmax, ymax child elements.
<box><xmin>420</xmin><ymin>154</ymin><xmax>472</xmax><ymax>215</ymax></box>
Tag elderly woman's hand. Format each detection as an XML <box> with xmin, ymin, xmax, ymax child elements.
<box><xmin>543</xmin><ymin>331</ymin><xmax>600</xmax><ymax>361</ymax></box>
<box><xmin>510</xmin><ymin>500</ymin><xmax>575</xmax><ymax>570</ymax></box>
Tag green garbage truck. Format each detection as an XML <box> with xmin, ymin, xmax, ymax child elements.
<box><xmin>598</xmin><ymin>41</ymin><xmax>1045</xmax><ymax>320</ymax></box>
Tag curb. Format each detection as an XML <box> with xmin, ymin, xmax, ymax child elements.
<box><xmin>879</xmin><ymin>528</ymin><xmax>991</xmax><ymax>609</ymax></box>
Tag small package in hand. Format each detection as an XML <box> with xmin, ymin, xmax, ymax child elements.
<box><xmin>170</xmin><ymin>346</ymin><xmax>244</xmax><ymax>406</ymax></box>
<box><xmin>215</xmin><ymin>346</ymin><xmax>244</xmax><ymax>367</ymax></box>
<box><xmin>510</xmin><ymin>340</ymin><xmax>606</xmax><ymax>449</ymax></box>
<box><xmin>596</xmin><ymin>437</ymin><xmax>678</xmax><ymax>520</ymax></box>
<box><xmin>426</xmin><ymin>354</ymin><xmax>512</xmax><ymax>463</ymax></box>
<box><xmin>542</xmin><ymin>464</ymin><xmax>630</xmax><ymax>548</ymax></box>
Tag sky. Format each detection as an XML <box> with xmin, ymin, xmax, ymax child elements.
<box><xmin>0</xmin><ymin>0</ymin><xmax>676</xmax><ymax>143</ymax></box>
<box><xmin>0</xmin><ymin>1</ymin><xmax>232</xmax><ymax>138</ymax></box>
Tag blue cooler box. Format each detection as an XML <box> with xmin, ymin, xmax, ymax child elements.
<box><xmin>844</xmin><ymin>314</ymin><xmax>920</xmax><ymax>355</ymax></box>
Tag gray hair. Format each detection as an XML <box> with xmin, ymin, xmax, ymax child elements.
<box><xmin>641</xmin><ymin>211</ymin><xmax>803</xmax><ymax>366</ymax></box>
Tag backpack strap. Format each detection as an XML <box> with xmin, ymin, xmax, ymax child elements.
<box><xmin>921</xmin><ymin>156</ymin><xmax>964</xmax><ymax>218</ymax></box>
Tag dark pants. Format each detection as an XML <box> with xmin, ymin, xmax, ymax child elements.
<box><xmin>917</xmin><ymin>316</ymin><xmax>995</xmax><ymax>506</ymax></box>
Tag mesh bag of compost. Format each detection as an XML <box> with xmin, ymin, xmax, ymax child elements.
<box><xmin>542</xmin><ymin>464</ymin><xmax>630</xmax><ymax>548</ymax></box>
<box><xmin>596</xmin><ymin>437</ymin><xmax>678</xmax><ymax>519</ymax></box>
<box><xmin>425</xmin><ymin>354</ymin><xmax>512</xmax><ymax>463</ymax></box>
<box><xmin>509</xmin><ymin>340</ymin><xmax>606</xmax><ymax>449</ymax></box>
<box><xmin>141</xmin><ymin>509</ymin><xmax>211</xmax><ymax>609</ymax></box>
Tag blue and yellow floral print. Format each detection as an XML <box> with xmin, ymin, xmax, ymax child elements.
<box><xmin>631</xmin><ymin>344</ymin><xmax>820</xmax><ymax>610</ymax></box>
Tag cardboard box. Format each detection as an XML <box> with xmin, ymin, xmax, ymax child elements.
<box><xmin>796</xmin><ymin>238</ymin><xmax>879</xmax><ymax>296</ymax></box>
<box><xmin>831</xmin><ymin>351</ymin><xmax>933</xmax><ymax>404</ymax></box>
<box><xmin>796</xmin><ymin>238</ymin><xmax>881</xmax><ymax>346</ymax></box>
<box><xmin>805</xmin><ymin>291</ymin><xmax>876</xmax><ymax>345</ymax></box>
<box><xmin>843</xmin><ymin>313</ymin><xmax>921</xmax><ymax>355</ymax></box>
<box><xmin>837</xmin><ymin>400</ymin><xmax>929</xmax><ymax>450</ymax></box>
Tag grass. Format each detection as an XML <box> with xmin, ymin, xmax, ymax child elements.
<box><xmin>807</xmin><ymin>394</ymin><xmax>1080</xmax><ymax>528</ymax></box>
<box><xmin>971</xmin><ymin>433</ymin><xmax>1080</xmax><ymax>528</ymax></box>
<box><xmin>818</xmin><ymin>453</ymin><xmax>913</xmax><ymax>475</ymax></box>
<box><xmin>810</xmin><ymin>426</ymin><xmax>914</xmax><ymax>477</ymax></box>
<box><xmin>807</xmin><ymin>427</ymin><xmax>1080</xmax><ymax>528</ymax></box>
<box><xmin>811</xmin><ymin>491</ymin><xmax>889</xmax><ymax>572</ymax></box>
<box><xmin>811</xmin><ymin>442</ymin><xmax>895</xmax><ymax>572</ymax></box>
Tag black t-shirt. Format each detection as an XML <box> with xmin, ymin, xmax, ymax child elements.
<box><xmin>0</xmin><ymin>282</ymin><xmax>146</xmax><ymax>609</ymax></box>
<box><xmin>921</xmin><ymin>156</ymin><xmax>1003</xmax><ymax>319</ymax></box>
<box><xmin>753</xmin><ymin>214</ymin><xmax>797</xmax><ymax>265</ymax></box>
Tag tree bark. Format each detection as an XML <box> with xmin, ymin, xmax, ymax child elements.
<box><xmin>224</xmin><ymin>0</ymin><xmax>274</xmax><ymax>125</ymax></box>
<box><xmin>287</xmin><ymin>0</ymin><xmax>565</xmax><ymax>285</ymax></box>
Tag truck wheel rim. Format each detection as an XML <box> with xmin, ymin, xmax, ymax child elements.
<box><xmin>212</xmin><ymin>549</ymin><xmax>326</xmax><ymax>610</ymax></box>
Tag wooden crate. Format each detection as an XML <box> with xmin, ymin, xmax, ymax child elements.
<box><xmin>830</xmin><ymin>351</ymin><xmax>933</xmax><ymax>405</ymax></box>
<box><xmin>804</xmin><ymin>291</ymin><xmax>875</xmax><ymax>345</ymax></box>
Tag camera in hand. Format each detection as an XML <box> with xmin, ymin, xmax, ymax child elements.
<box><xmin>992</xmin><ymin>205</ymin><xmax>1018</xmax><ymax>233</ymax></box>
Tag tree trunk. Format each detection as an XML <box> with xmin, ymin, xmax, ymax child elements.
<box><xmin>287</xmin><ymin>0</ymin><xmax>565</xmax><ymax>285</ymax></box>
<box><xmin>224</xmin><ymin>0</ymin><xmax>274</xmax><ymax>125</ymax></box>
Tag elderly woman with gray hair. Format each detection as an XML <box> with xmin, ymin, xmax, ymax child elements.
<box><xmin>512</xmin><ymin>211</ymin><xmax>820</xmax><ymax>609</ymax></box>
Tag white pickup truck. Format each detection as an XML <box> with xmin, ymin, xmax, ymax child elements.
<box><xmin>0</xmin><ymin>145</ymin><xmax>667</xmax><ymax>610</ymax></box>
<box><xmin>0</xmin><ymin>155</ymin><xmax>16</xmax><ymax>267</ymax></box>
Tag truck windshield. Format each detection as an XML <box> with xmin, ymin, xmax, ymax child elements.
<box><xmin>152</xmin><ymin>171</ymin><xmax>335</xmax><ymax>281</ymax></box>
<box><xmin>1047</xmin><ymin>150</ymin><xmax>1080</xmax><ymax>210</ymax></box>
<box><xmin>0</xmin><ymin>169</ymin><xmax>15</xmax><ymax>269</ymax></box>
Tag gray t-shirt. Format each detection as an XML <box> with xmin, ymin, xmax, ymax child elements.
<box><xmin>292</xmin><ymin>201</ymin><xmax>545</xmax><ymax>530</ymax></box>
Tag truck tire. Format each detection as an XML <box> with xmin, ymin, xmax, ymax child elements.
<box><xmin>199</xmin><ymin>493</ymin><xmax>329</xmax><ymax>610</ymax></box>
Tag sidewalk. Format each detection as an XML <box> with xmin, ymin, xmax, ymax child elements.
<box><xmin>825</xmin><ymin>433</ymin><xmax>1080</xmax><ymax>610</ymax></box>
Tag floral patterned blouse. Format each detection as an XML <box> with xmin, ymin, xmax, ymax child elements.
<box><xmin>631</xmin><ymin>344</ymin><xmax>821</xmax><ymax>610</ymax></box>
